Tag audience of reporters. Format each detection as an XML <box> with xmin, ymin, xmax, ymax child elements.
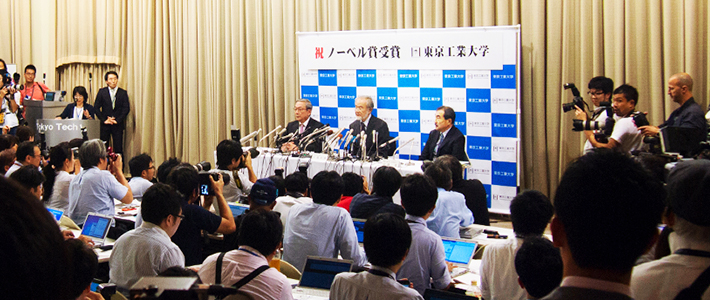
<box><xmin>331</xmin><ymin>213</ymin><xmax>423</xmax><ymax>300</ymax></box>
<box><xmin>0</xmin><ymin>147</ymin><xmax>15</xmax><ymax>175</ymax></box>
<box><xmin>0</xmin><ymin>133</ymin><xmax>18</xmax><ymax>151</ymax></box>
<box><xmin>16</xmin><ymin>125</ymin><xmax>34</xmax><ymax>142</ymax></box>
<box><xmin>156</xmin><ymin>157</ymin><xmax>180</xmax><ymax>183</ymax></box>
<box><xmin>436</xmin><ymin>154</ymin><xmax>490</xmax><ymax>225</ymax></box>
<box><xmin>43</xmin><ymin>142</ymin><xmax>76</xmax><ymax>211</ymax></box>
<box><xmin>480</xmin><ymin>190</ymin><xmax>554</xmax><ymax>300</ymax></box>
<box><xmin>6</xmin><ymin>140</ymin><xmax>40</xmax><ymax>176</ymax></box>
<box><xmin>423</xmin><ymin>162</ymin><xmax>474</xmax><ymax>238</ymax></box>
<box><xmin>336</xmin><ymin>172</ymin><xmax>369</xmax><ymax>212</ymax></box>
<box><xmin>272</xmin><ymin>171</ymin><xmax>313</xmax><ymax>225</ymax></box>
<box><xmin>515</xmin><ymin>237</ymin><xmax>563</xmax><ymax>300</ymax></box>
<box><xmin>9</xmin><ymin>164</ymin><xmax>45</xmax><ymax>200</ymax></box>
<box><xmin>397</xmin><ymin>173</ymin><xmax>454</xmax><ymax>295</ymax></box>
<box><xmin>349</xmin><ymin>166</ymin><xmax>405</xmax><ymax>219</ymax></box>
<box><xmin>128</xmin><ymin>153</ymin><xmax>155</xmax><ymax>201</ymax></box>
<box><xmin>283</xmin><ymin>170</ymin><xmax>366</xmax><ymax>272</ymax></box>
<box><xmin>65</xmin><ymin>238</ymin><xmax>103</xmax><ymax>300</ymax></box>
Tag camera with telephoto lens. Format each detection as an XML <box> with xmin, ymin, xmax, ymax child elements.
<box><xmin>562</xmin><ymin>83</ymin><xmax>588</xmax><ymax>113</ymax></box>
<box><xmin>193</xmin><ymin>161</ymin><xmax>210</xmax><ymax>171</ymax></box>
<box><xmin>236</xmin><ymin>148</ymin><xmax>260</xmax><ymax>169</ymax></box>
<box><xmin>197</xmin><ymin>170</ymin><xmax>231</xmax><ymax>196</ymax></box>
<box><xmin>572</xmin><ymin>101</ymin><xmax>615</xmax><ymax>139</ymax></box>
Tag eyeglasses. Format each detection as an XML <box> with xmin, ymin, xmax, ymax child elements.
<box><xmin>174</xmin><ymin>214</ymin><xmax>185</xmax><ymax>220</ymax></box>
<box><xmin>294</xmin><ymin>107</ymin><xmax>307</xmax><ymax>112</ymax></box>
<box><xmin>587</xmin><ymin>91</ymin><xmax>605</xmax><ymax>96</ymax></box>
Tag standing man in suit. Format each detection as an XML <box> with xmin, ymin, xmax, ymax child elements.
<box><xmin>280</xmin><ymin>99</ymin><xmax>324</xmax><ymax>153</ymax></box>
<box><xmin>348</xmin><ymin>96</ymin><xmax>392</xmax><ymax>158</ymax></box>
<box><xmin>420</xmin><ymin>106</ymin><xmax>467</xmax><ymax>161</ymax></box>
<box><xmin>94</xmin><ymin>71</ymin><xmax>130</xmax><ymax>154</ymax></box>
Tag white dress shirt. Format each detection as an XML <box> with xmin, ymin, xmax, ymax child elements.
<box><xmin>67</xmin><ymin>167</ymin><xmax>129</xmax><ymax>225</ymax></box>
<box><xmin>426</xmin><ymin>188</ymin><xmax>474</xmax><ymax>238</ymax></box>
<box><xmin>272</xmin><ymin>194</ymin><xmax>313</xmax><ymax>225</ymax></box>
<box><xmin>282</xmin><ymin>202</ymin><xmax>367</xmax><ymax>272</ymax></box>
<box><xmin>46</xmin><ymin>171</ymin><xmax>75</xmax><ymax>211</ymax></box>
<box><xmin>128</xmin><ymin>177</ymin><xmax>153</xmax><ymax>201</ymax></box>
<box><xmin>5</xmin><ymin>161</ymin><xmax>22</xmax><ymax>177</ymax></box>
<box><xmin>480</xmin><ymin>237</ymin><xmax>527</xmax><ymax>300</ymax></box>
<box><xmin>397</xmin><ymin>214</ymin><xmax>452</xmax><ymax>295</ymax></box>
<box><xmin>331</xmin><ymin>265</ymin><xmax>424</xmax><ymax>300</ymax></box>
<box><xmin>109</xmin><ymin>222</ymin><xmax>185</xmax><ymax>291</ymax></box>
<box><xmin>199</xmin><ymin>246</ymin><xmax>293</xmax><ymax>300</ymax></box>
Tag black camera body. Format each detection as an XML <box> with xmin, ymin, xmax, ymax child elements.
<box><xmin>562</xmin><ymin>83</ymin><xmax>587</xmax><ymax>113</ymax></box>
<box><xmin>198</xmin><ymin>171</ymin><xmax>231</xmax><ymax>196</ymax></box>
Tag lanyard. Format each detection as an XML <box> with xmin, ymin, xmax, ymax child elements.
<box><xmin>238</xmin><ymin>247</ymin><xmax>261</xmax><ymax>258</ymax></box>
<box><xmin>675</xmin><ymin>249</ymin><xmax>710</xmax><ymax>258</ymax></box>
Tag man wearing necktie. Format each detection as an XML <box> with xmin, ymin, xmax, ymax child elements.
<box><xmin>420</xmin><ymin>106</ymin><xmax>468</xmax><ymax>161</ymax></box>
<box><xmin>348</xmin><ymin>96</ymin><xmax>392</xmax><ymax>158</ymax></box>
<box><xmin>281</xmin><ymin>99</ymin><xmax>324</xmax><ymax>153</ymax></box>
<box><xmin>94</xmin><ymin>71</ymin><xmax>130</xmax><ymax>155</ymax></box>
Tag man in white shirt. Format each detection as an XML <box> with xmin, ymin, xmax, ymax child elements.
<box><xmin>331</xmin><ymin>213</ymin><xmax>423</xmax><ymax>300</ymax></box>
<box><xmin>6</xmin><ymin>141</ymin><xmax>40</xmax><ymax>177</ymax></box>
<box><xmin>480</xmin><ymin>190</ymin><xmax>554</xmax><ymax>300</ymax></box>
<box><xmin>199</xmin><ymin>210</ymin><xmax>293</xmax><ymax>300</ymax></box>
<box><xmin>272</xmin><ymin>171</ymin><xmax>312</xmax><ymax>225</ymax></box>
<box><xmin>576</xmin><ymin>76</ymin><xmax>615</xmax><ymax>153</ymax></box>
<box><xmin>541</xmin><ymin>150</ymin><xmax>665</xmax><ymax>300</ymax></box>
<box><xmin>128</xmin><ymin>153</ymin><xmax>155</xmax><ymax>201</ymax></box>
<box><xmin>283</xmin><ymin>171</ymin><xmax>367</xmax><ymax>272</ymax></box>
<box><xmin>631</xmin><ymin>160</ymin><xmax>710</xmax><ymax>300</ymax></box>
<box><xmin>109</xmin><ymin>183</ymin><xmax>185</xmax><ymax>292</ymax></box>
<box><xmin>576</xmin><ymin>84</ymin><xmax>645</xmax><ymax>154</ymax></box>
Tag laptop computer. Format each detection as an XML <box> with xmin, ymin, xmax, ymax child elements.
<box><xmin>47</xmin><ymin>207</ymin><xmax>64</xmax><ymax>222</ymax></box>
<box><xmin>441</xmin><ymin>237</ymin><xmax>478</xmax><ymax>267</ymax></box>
<box><xmin>44</xmin><ymin>91</ymin><xmax>55</xmax><ymax>101</ymax></box>
<box><xmin>294</xmin><ymin>256</ymin><xmax>353</xmax><ymax>298</ymax></box>
<box><xmin>228</xmin><ymin>203</ymin><xmax>250</xmax><ymax>217</ymax></box>
<box><xmin>352</xmin><ymin>218</ymin><xmax>366</xmax><ymax>244</ymax></box>
<box><xmin>80</xmin><ymin>212</ymin><xmax>114</xmax><ymax>247</ymax></box>
<box><xmin>424</xmin><ymin>288</ymin><xmax>479</xmax><ymax>300</ymax></box>
<box><xmin>660</xmin><ymin>126</ymin><xmax>706</xmax><ymax>157</ymax></box>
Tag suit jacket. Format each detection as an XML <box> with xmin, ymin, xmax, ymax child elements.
<box><xmin>58</xmin><ymin>103</ymin><xmax>97</xmax><ymax>120</ymax></box>
<box><xmin>541</xmin><ymin>287</ymin><xmax>633</xmax><ymax>300</ymax></box>
<box><xmin>94</xmin><ymin>87</ymin><xmax>130</xmax><ymax>128</ymax></box>
<box><xmin>420</xmin><ymin>126</ymin><xmax>468</xmax><ymax>161</ymax></box>
<box><xmin>348</xmin><ymin>116</ymin><xmax>393</xmax><ymax>157</ymax></box>
<box><xmin>283</xmin><ymin>117</ymin><xmax>325</xmax><ymax>153</ymax></box>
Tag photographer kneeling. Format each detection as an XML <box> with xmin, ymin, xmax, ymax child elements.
<box><xmin>576</xmin><ymin>84</ymin><xmax>645</xmax><ymax>153</ymax></box>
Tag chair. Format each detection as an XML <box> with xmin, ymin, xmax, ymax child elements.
<box><xmin>279</xmin><ymin>259</ymin><xmax>302</xmax><ymax>280</ymax></box>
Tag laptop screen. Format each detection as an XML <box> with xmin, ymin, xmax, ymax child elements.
<box><xmin>352</xmin><ymin>218</ymin><xmax>366</xmax><ymax>243</ymax></box>
<box><xmin>44</xmin><ymin>91</ymin><xmax>55</xmax><ymax>101</ymax></box>
<box><xmin>47</xmin><ymin>207</ymin><xmax>63</xmax><ymax>221</ymax></box>
<box><xmin>442</xmin><ymin>238</ymin><xmax>477</xmax><ymax>265</ymax></box>
<box><xmin>81</xmin><ymin>213</ymin><xmax>112</xmax><ymax>239</ymax></box>
<box><xmin>229</xmin><ymin>203</ymin><xmax>249</xmax><ymax>217</ymax></box>
<box><xmin>299</xmin><ymin>257</ymin><xmax>353</xmax><ymax>290</ymax></box>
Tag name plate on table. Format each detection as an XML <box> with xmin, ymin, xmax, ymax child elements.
<box><xmin>35</xmin><ymin>119</ymin><xmax>100</xmax><ymax>148</ymax></box>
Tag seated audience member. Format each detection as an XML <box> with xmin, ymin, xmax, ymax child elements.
<box><xmin>9</xmin><ymin>164</ymin><xmax>45</xmax><ymax>199</ymax></box>
<box><xmin>336</xmin><ymin>172</ymin><xmax>369</xmax><ymax>212</ymax></box>
<box><xmin>0</xmin><ymin>148</ymin><xmax>15</xmax><ymax>175</ymax></box>
<box><xmin>639</xmin><ymin>72</ymin><xmax>708</xmax><ymax>136</ymax></box>
<box><xmin>283</xmin><ymin>171</ymin><xmax>366</xmax><ymax>272</ymax></box>
<box><xmin>67</xmin><ymin>139</ymin><xmax>132</xmax><ymax>225</ymax></box>
<box><xmin>515</xmin><ymin>237</ymin><xmax>563</xmax><ymax>300</ymax></box>
<box><xmin>156</xmin><ymin>157</ymin><xmax>180</xmax><ymax>183</ymax></box>
<box><xmin>199</xmin><ymin>210</ymin><xmax>293</xmax><ymax>300</ymax></box>
<box><xmin>480</xmin><ymin>190</ymin><xmax>554</xmax><ymax>300</ymax></box>
<box><xmin>272</xmin><ymin>171</ymin><xmax>313</xmax><ymax>225</ymax></box>
<box><xmin>0</xmin><ymin>133</ymin><xmax>18</xmax><ymax>151</ymax></box>
<box><xmin>397</xmin><ymin>174</ymin><xmax>454</xmax><ymax>295</ymax></box>
<box><xmin>424</xmin><ymin>163</ymin><xmax>473</xmax><ymax>238</ymax></box>
<box><xmin>543</xmin><ymin>149</ymin><xmax>665</xmax><ymax>300</ymax></box>
<box><xmin>43</xmin><ymin>142</ymin><xmax>75</xmax><ymax>211</ymax></box>
<box><xmin>128</xmin><ymin>153</ymin><xmax>155</xmax><ymax>201</ymax></box>
<box><xmin>350</xmin><ymin>166</ymin><xmax>405</xmax><ymax>219</ymax></box>
<box><xmin>109</xmin><ymin>184</ymin><xmax>185</xmax><ymax>292</ymax></box>
<box><xmin>15</xmin><ymin>125</ymin><xmax>34</xmax><ymax>142</ymax></box>
<box><xmin>631</xmin><ymin>159</ymin><xmax>710</xmax><ymax>300</ymax></box>
<box><xmin>0</xmin><ymin>176</ymin><xmax>72</xmax><ymax>299</ymax></box>
<box><xmin>268</xmin><ymin>175</ymin><xmax>286</xmax><ymax>197</ymax></box>
<box><xmin>436</xmin><ymin>155</ymin><xmax>490</xmax><ymax>225</ymax></box>
<box><xmin>216</xmin><ymin>177</ymin><xmax>279</xmax><ymax>252</ymax></box>
<box><xmin>166</xmin><ymin>165</ymin><xmax>236</xmax><ymax>266</ymax></box>
<box><xmin>6</xmin><ymin>140</ymin><xmax>40</xmax><ymax>176</ymax></box>
<box><xmin>65</xmin><ymin>238</ymin><xmax>103</xmax><ymax>300</ymax></box>
<box><xmin>331</xmin><ymin>213</ymin><xmax>423</xmax><ymax>300</ymax></box>
<box><xmin>214</xmin><ymin>139</ymin><xmax>256</xmax><ymax>203</ymax></box>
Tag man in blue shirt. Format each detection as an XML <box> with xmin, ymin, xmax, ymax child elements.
<box><xmin>423</xmin><ymin>162</ymin><xmax>473</xmax><ymax>238</ymax></box>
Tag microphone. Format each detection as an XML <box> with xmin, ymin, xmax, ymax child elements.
<box><xmin>379</xmin><ymin>136</ymin><xmax>400</xmax><ymax>148</ymax></box>
<box><xmin>89</xmin><ymin>73</ymin><xmax>92</xmax><ymax>82</ymax></box>
<box><xmin>393</xmin><ymin>137</ymin><xmax>416</xmax><ymax>155</ymax></box>
<box><xmin>259</xmin><ymin>125</ymin><xmax>282</xmax><ymax>144</ymax></box>
<box><xmin>347</xmin><ymin>134</ymin><xmax>358</xmax><ymax>151</ymax></box>
<box><xmin>43</xmin><ymin>73</ymin><xmax>46</xmax><ymax>84</ymax></box>
<box><xmin>240</xmin><ymin>129</ymin><xmax>261</xmax><ymax>144</ymax></box>
<box><xmin>300</xmin><ymin>126</ymin><xmax>331</xmax><ymax>149</ymax></box>
<box><xmin>340</xmin><ymin>130</ymin><xmax>352</xmax><ymax>149</ymax></box>
<box><xmin>278</xmin><ymin>132</ymin><xmax>295</xmax><ymax>142</ymax></box>
<box><xmin>326</xmin><ymin>127</ymin><xmax>346</xmax><ymax>145</ymax></box>
<box><xmin>276</xmin><ymin>127</ymin><xmax>287</xmax><ymax>137</ymax></box>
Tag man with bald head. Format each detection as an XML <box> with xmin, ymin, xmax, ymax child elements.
<box><xmin>348</xmin><ymin>96</ymin><xmax>393</xmax><ymax>158</ymax></box>
<box><xmin>639</xmin><ymin>73</ymin><xmax>707</xmax><ymax>136</ymax></box>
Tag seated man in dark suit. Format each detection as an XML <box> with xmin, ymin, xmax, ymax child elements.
<box><xmin>542</xmin><ymin>149</ymin><xmax>665</xmax><ymax>300</ymax></box>
<box><xmin>348</xmin><ymin>96</ymin><xmax>393</xmax><ymax>158</ymax></box>
<box><xmin>280</xmin><ymin>99</ymin><xmax>325</xmax><ymax>153</ymax></box>
<box><xmin>420</xmin><ymin>106</ymin><xmax>467</xmax><ymax>161</ymax></box>
<box><xmin>94</xmin><ymin>71</ymin><xmax>130</xmax><ymax>154</ymax></box>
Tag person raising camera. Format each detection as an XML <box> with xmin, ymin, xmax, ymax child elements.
<box><xmin>575</xmin><ymin>76</ymin><xmax>615</xmax><ymax>153</ymax></box>
<box><xmin>212</xmin><ymin>139</ymin><xmax>256</xmax><ymax>203</ymax></box>
<box><xmin>575</xmin><ymin>84</ymin><xmax>645</xmax><ymax>154</ymax></box>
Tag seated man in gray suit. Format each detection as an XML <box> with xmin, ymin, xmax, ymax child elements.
<box><xmin>543</xmin><ymin>149</ymin><xmax>665</xmax><ymax>300</ymax></box>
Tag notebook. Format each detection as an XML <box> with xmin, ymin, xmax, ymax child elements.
<box><xmin>441</xmin><ymin>237</ymin><xmax>478</xmax><ymax>267</ymax></box>
<box><xmin>294</xmin><ymin>256</ymin><xmax>353</xmax><ymax>298</ymax></box>
<box><xmin>80</xmin><ymin>212</ymin><xmax>113</xmax><ymax>247</ymax></box>
<box><xmin>352</xmin><ymin>218</ymin><xmax>366</xmax><ymax>244</ymax></box>
<box><xmin>228</xmin><ymin>203</ymin><xmax>250</xmax><ymax>217</ymax></box>
<box><xmin>47</xmin><ymin>207</ymin><xmax>64</xmax><ymax>222</ymax></box>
